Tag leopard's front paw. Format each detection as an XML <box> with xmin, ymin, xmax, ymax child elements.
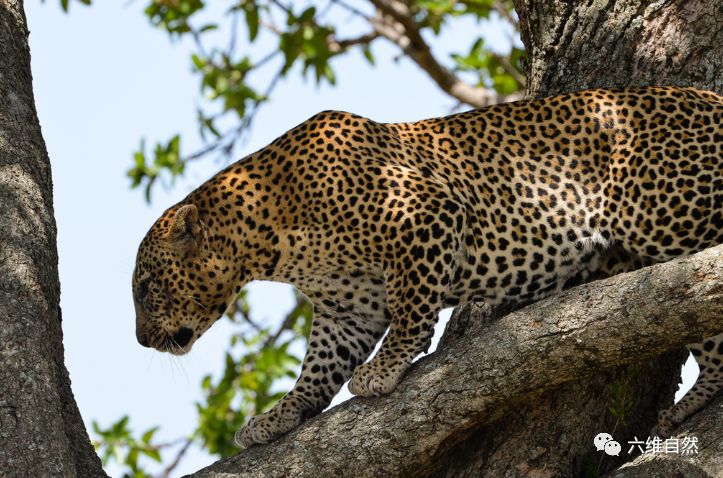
<box><xmin>348</xmin><ymin>362</ymin><xmax>404</xmax><ymax>397</ymax></box>
<box><xmin>235</xmin><ymin>400</ymin><xmax>304</xmax><ymax>448</ymax></box>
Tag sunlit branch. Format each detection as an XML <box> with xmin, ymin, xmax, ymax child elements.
<box><xmin>369</xmin><ymin>0</ymin><xmax>520</xmax><ymax>107</ymax></box>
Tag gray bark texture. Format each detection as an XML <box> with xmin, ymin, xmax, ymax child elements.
<box><xmin>0</xmin><ymin>1</ymin><xmax>106</xmax><ymax>477</ymax></box>
<box><xmin>187</xmin><ymin>245</ymin><xmax>723</xmax><ymax>478</ymax></box>
<box><xmin>515</xmin><ymin>0</ymin><xmax>722</xmax><ymax>96</ymax></box>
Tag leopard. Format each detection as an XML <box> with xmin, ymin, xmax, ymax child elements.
<box><xmin>132</xmin><ymin>86</ymin><xmax>722</xmax><ymax>448</ymax></box>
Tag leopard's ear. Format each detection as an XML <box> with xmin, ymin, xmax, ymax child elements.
<box><xmin>166</xmin><ymin>204</ymin><xmax>205</xmax><ymax>254</ymax></box>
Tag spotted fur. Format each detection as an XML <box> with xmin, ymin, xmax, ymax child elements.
<box><xmin>132</xmin><ymin>86</ymin><xmax>722</xmax><ymax>447</ymax></box>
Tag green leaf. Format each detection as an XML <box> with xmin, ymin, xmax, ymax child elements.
<box><xmin>191</xmin><ymin>53</ymin><xmax>206</xmax><ymax>70</ymax></box>
<box><xmin>144</xmin><ymin>0</ymin><xmax>204</xmax><ymax>35</ymax></box>
<box><xmin>126</xmin><ymin>448</ymin><xmax>139</xmax><ymax>469</ymax></box>
<box><xmin>199</xmin><ymin>24</ymin><xmax>218</xmax><ymax>33</ymax></box>
<box><xmin>492</xmin><ymin>73</ymin><xmax>518</xmax><ymax>95</ymax></box>
<box><xmin>299</xmin><ymin>7</ymin><xmax>316</xmax><ymax>23</ymax></box>
<box><xmin>362</xmin><ymin>46</ymin><xmax>375</xmax><ymax>66</ymax></box>
<box><xmin>141</xmin><ymin>426</ymin><xmax>158</xmax><ymax>444</ymax></box>
<box><xmin>92</xmin><ymin>420</ymin><xmax>102</xmax><ymax>436</ymax></box>
<box><xmin>245</xmin><ymin>4</ymin><xmax>259</xmax><ymax>41</ymax></box>
<box><xmin>143</xmin><ymin>447</ymin><xmax>162</xmax><ymax>462</ymax></box>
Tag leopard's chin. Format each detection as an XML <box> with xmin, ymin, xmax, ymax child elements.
<box><xmin>153</xmin><ymin>326</ymin><xmax>196</xmax><ymax>354</ymax></box>
<box><xmin>163</xmin><ymin>344</ymin><xmax>192</xmax><ymax>356</ymax></box>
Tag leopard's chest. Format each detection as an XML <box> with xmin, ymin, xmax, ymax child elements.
<box><xmin>277</xmin><ymin>269</ymin><xmax>388</xmax><ymax>321</ymax></box>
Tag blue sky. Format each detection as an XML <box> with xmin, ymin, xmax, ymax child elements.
<box><xmin>23</xmin><ymin>1</ymin><xmax>696</xmax><ymax>476</ymax></box>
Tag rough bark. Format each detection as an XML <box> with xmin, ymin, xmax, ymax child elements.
<box><xmin>0</xmin><ymin>1</ymin><xmax>107</xmax><ymax>477</ymax></box>
<box><xmin>185</xmin><ymin>245</ymin><xmax>723</xmax><ymax>478</ymax></box>
<box><xmin>514</xmin><ymin>0</ymin><xmax>722</xmax><ymax>97</ymax></box>
<box><xmin>605</xmin><ymin>394</ymin><xmax>723</xmax><ymax>478</ymax></box>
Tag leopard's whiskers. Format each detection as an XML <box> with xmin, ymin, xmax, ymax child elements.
<box><xmin>186</xmin><ymin>294</ymin><xmax>208</xmax><ymax>311</ymax></box>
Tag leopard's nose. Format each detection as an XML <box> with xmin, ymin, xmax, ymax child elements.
<box><xmin>136</xmin><ymin>331</ymin><xmax>151</xmax><ymax>348</ymax></box>
<box><xmin>135</xmin><ymin>300</ymin><xmax>152</xmax><ymax>347</ymax></box>
<box><xmin>172</xmin><ymin>327</ymin><xmax>194</xmax><ymax>347</ymax></box>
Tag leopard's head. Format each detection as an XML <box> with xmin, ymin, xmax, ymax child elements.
<box><xmin>132</xmin><ymin>204</ymin><xmax>238</xmax><ymax>354</ymax></box>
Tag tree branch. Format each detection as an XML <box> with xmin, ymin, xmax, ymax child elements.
<box><xmin>368</xmin><ymin>0</ymin><xmax>521</xmax><ymax>107</ymax></box>
<box><xmin>492</xmin><ymin>0</ymin><xmax>518</xmax><ymax>30</ymax></box>
<box><xmin>159</xmin><ymin>437</ymin><xmax>193</xmax><ymax>478</ymax></box>
<box><xmin>491</xmin><ymin>51</ymin><xmax>526</xmax><ymax>87</ymax></box>
<box><xmin>328</xmin><ymin>31</ymin><xmax>380</xmax><ymax>53</ymax></box>
<box><xmin>185</xmin><ymin>245</ymin><xmax>723</xmax><ymax>478</ymax></box>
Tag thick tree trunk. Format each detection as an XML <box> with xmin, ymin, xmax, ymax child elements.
<box><xmin>424</xmin><ymin>0</ymin><xmax>723</xmax><ymax>475</ymax></box>
<box><xmin>515</xmin><ymin>0</ymin><xmax>722</xmax><ymax>96</ymax></box>
<box><xmin>0</xmin><ymin>1</ymin><xmax>106</xmax><ymax>477</ymax></box>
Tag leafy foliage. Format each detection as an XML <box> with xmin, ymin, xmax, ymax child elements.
<box><xmin>92</xmin><ymin>416</ymin><xmax>162</xmax><ymax>478</ymax></box>
<box><xmin>146</xmin><ymin>0</ymin><xmax>205</xmax><ymax>34</ymax></box>
<box><xmin>129</xmin><ymin>136</ymin><xmax>185</xmax><ymax>202</ymax></box>
<box><xmin>452</xmin><ymin>38</ymin><xmax>525</xmax><ymax>95</ymax></box>
<box><xmin>44</xmin><ymin>0</ymin><xmax>91</xmax><ymax>13</ymax></box>
<box><xmin>54</xmin><ymin>0</ymin><xmax>524</xmax><ymax>475</ymax></box>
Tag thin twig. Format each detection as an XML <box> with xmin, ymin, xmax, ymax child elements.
<box><xmin>328</xmin><ymin>31</ymin><xmax>380</xmax><ymax>52</ymax></box>
<box><xmin>178</xmin><ymin>51</ymin><xmax>281</xmax><ymax>166</ymax></box>
<box><xmin>158</xmin><ymin>437</ymin><xmax>193</xmax><ymax>478</ymax></box>
<box><xmin>262</xmin><ymin>295</ymin><xmax>307</xmax><ymax>349</ymax></box>
<box><xmin>329</xmin><ymin>0</ymin><xmax>373</xmax><ymax>20</ymax></box>
<box><xmin>269</xmin><ymin>0</ymin><xmax>292</xmax><ymax>15</ymax></box>
<box><xmin>228</xmin><ymin>9</ymin><xmax>239</xmax><ymax>58</ymax></box>
<box><xmin>190</xmin><ymin>29</ymin><xmax>209</xmax><ymax>60</ymax></box>
<box><xmin>492</xmin><ymin>0</ymin><xmax>518</xmax><ymax>28</ymax></box>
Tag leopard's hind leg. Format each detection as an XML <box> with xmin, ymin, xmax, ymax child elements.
<box><xmin>657</xmin><ymin>333</ymin><xmax>723</xmax><ymax>436</ymax></box>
